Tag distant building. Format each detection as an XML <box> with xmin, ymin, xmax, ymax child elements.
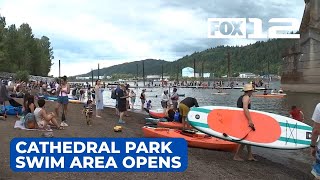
<box><xmin>76</xmin><ymin>76</ymin><xmax>90</xmax><ymax>80</ymax></box>
<box><xmin>238</xmin><ymin>73</ymin><xmax>256</xmax><ymax>78</ymax></box>
<box><xmin>182</xmin><ymin>67</ymin><xmax>194</xmax><ymax>78</ymax></box>
<box><xmin>75</xmin><ymin>76</ymin><xmax>103</xmax><ymax>80</ymax></box>
<box><xmin>146</xmin><ymin>75</ymin><xmax>160</xmax><ymax>79</ymax></box>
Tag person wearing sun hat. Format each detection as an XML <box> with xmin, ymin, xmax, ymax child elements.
<box><xmin>233</xmin><ymin>84</ymin><xmax>257</xmax><ymax>162</ymax></box>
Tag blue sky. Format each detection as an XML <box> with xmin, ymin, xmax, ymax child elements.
<box><xmin>0</xmin><ymin>0</ymin><xmax>305</xmax><ymax>76</ymax></box>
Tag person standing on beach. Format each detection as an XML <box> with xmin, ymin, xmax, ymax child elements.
<box><xmin>161</xmin><ymin>90</ymin><xmax>169</xmax><ymax>113</ymax></box>
<box><xmin>140</xmin><ymin>89</ymin><xmax>146</xmax><ymax>110</ymax></box>
<box><xmin>95</xmin><ymin>80</ymin><xmax>104</xmax><ymax>118</ymax></box>
<box><xmin>171</xmin><ymin>88</ymin><xmax>179</xmax><ymax>110</ymax></box>
<box><xmin>117</xmin><ymin>84</ymin><xmax>129</xmax><ymax>124</ymax></box>
<box><xmin>233</xmin><ymin>84</ymin><xmax>257</xmax><ymax>161</ymax></box>
<box><xmin>129</xmin><ymin>90</ymin><xmax>136</xmax><ymax>110</ymax></box>
<box><xmin>310</xmin><ymin>103</ymin><xmax>320</xmax><ymax>179</ymax></box>
<box><xmin>55</xmin><ymin>76</ymin><xmax>70</xmax><ymax>127</ymax></box>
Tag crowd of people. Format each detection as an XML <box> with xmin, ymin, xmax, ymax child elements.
<box><xmin>2</xmin><ymin>77</ymin><xmax>320</xmax><ymax>178</ymax></box>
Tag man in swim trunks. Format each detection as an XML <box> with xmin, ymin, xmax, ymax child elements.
<box><xmin>178</xmin><ymin>97</ymin><xmax>199</xmax><ymax>130</ymax></box>
<box><xmin>233</xmin><ymin>84</ymin><xmax>257</xmax><ymax>161</ymax></box>
<box><xmin>310</xmin><ymin>103</ymin><xmax>320</xmax><ymax>179</ymax></box>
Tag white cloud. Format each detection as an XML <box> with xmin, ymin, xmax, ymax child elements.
<box><xmin>0</xmin><ymin>0</ymin><xmax>305</xmax><ymax>77</ymax></box>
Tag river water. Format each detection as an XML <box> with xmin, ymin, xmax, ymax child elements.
<box><xmin>73</xmin><ymin>80</ymin><xmax>319</xmax><ymax>171</ymax></box>
<box><xmin>100</xmin><ymin>81</ymin><xmax>320</xmax><ymax>122</ymax></box>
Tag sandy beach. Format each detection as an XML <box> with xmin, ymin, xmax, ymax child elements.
<box><xmin>0</xmin><ymin>99</ymin><xmax>314</xmax><ymax>180</ymax></box>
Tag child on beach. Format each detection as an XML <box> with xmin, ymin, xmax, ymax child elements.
<box><xmin>34</xmin><ymin>98</ymin><xmax>63</xmax><ymax>130</ymax></box>
<box><xmin>143</xmin><ymin>100</ymin><xmax>152</xmax><ymax>113</ymax></box>
<box><xmin>83</xmin><ymin>100</ymin><xmax>93</xmax><ymax>126</ymax></box>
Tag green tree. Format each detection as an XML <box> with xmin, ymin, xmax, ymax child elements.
<box><xmin>0</xmin><ymin>15</ymin><xmax>54</xmax><ymax>76</ymax></box>
<box><xmin>0</xmin><ymin>15</ymin><xmax>8</xmax><ymax>72</ymax></box>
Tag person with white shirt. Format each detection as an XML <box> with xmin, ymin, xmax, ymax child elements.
<box><xmin>129</xmin><ymin>90</ymin><xmax>136</xmax><ymax>110</ymax></box>
<box><xmin>34</xmin><ymin>98</ymin><xmax>63</xmax><ymax>130</ymax></box>
<box><xmin>161</xmin><ymin>90</ymin><xmax>169</xmax><ymax>113</ymax></box>
<box><xmin>310</xmin><ymin>103</ymin><xmax>320</xmax><ymax>179</ymax></box>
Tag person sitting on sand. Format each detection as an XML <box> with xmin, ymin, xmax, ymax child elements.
<box><xmin>82</xmin><ymin>99</ymin><xmax>93</xmax><ymax>126</ymax></box>
<box><xmin>233</xmin><ymin>84</ymin><xmax>257</xmax><ymax>161</ymax></box>
<box><xmin>289</xmin><ymin>106</ymin><xmax>304</xmax><ymax>122</ymax></box>
<box><xmin>22</xmin><ymin>94</ymin><xmax>37</xmax><ymax>129</ymax></box>
<box><xmin>178</xmin><ymin>97</ymin><xmax>199</xmax><ymax>130</ymax></box>
<box><xmin>34</xmin><ymin>99</ymin><xmax>63</xmax><ymax>130</ymax></box>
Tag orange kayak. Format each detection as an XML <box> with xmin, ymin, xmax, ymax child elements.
<box><xmin>149</xmin><ymin>110</ymin><xmax>166</xmax><ymax>119</ymax></box>
<box><xmin>157</xmin><ymin>122</ymin><xmax>183</xmax><ymax>129</ymax></box>
<box><xmin>253</xmin><ymin>94</ymin><xmax>286</xmax><ymax>98</ymax></box>
<box><xmin>142</xmin><ymin>126</ymin><xmax>238</xmax><ymax>152</ymax></box>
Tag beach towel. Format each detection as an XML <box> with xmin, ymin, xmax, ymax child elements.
<box><xmin>14</xmin><ymin>120</ymin><xmax>53</xmax><ymax>132</ymax></box>
<box><xmin>14</xmin><ymin>120</ymin><xmax>38</xmax><ymax>131</ymax></box>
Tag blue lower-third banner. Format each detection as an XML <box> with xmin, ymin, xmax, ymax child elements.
<box><xmin>10</xmin><ymin>138</ymin><xmax>188</xmax><ymax>172</ymax></box>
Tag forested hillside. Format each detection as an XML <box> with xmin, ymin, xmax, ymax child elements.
<box><xmin>80</xmin><ymin>39</ymin><xmax>295</xmax><ymax>79</ymax></box>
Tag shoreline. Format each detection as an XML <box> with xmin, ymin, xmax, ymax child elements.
<box><xmin>0</xmin><ymin>99</ymin><xmax>314</xmax><ymax>179</ymax></box>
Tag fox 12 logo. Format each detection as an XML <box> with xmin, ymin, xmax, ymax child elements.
<box><xmin>208</xmin><ymin>18</ymin><xmax>300</xmax><ymax>39</ymax></box>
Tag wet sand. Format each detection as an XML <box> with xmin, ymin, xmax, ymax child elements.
<box><xmin>0</xmin><ymin>99</ymin><xmax>314</xmax><ymax>180</ymax></box>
